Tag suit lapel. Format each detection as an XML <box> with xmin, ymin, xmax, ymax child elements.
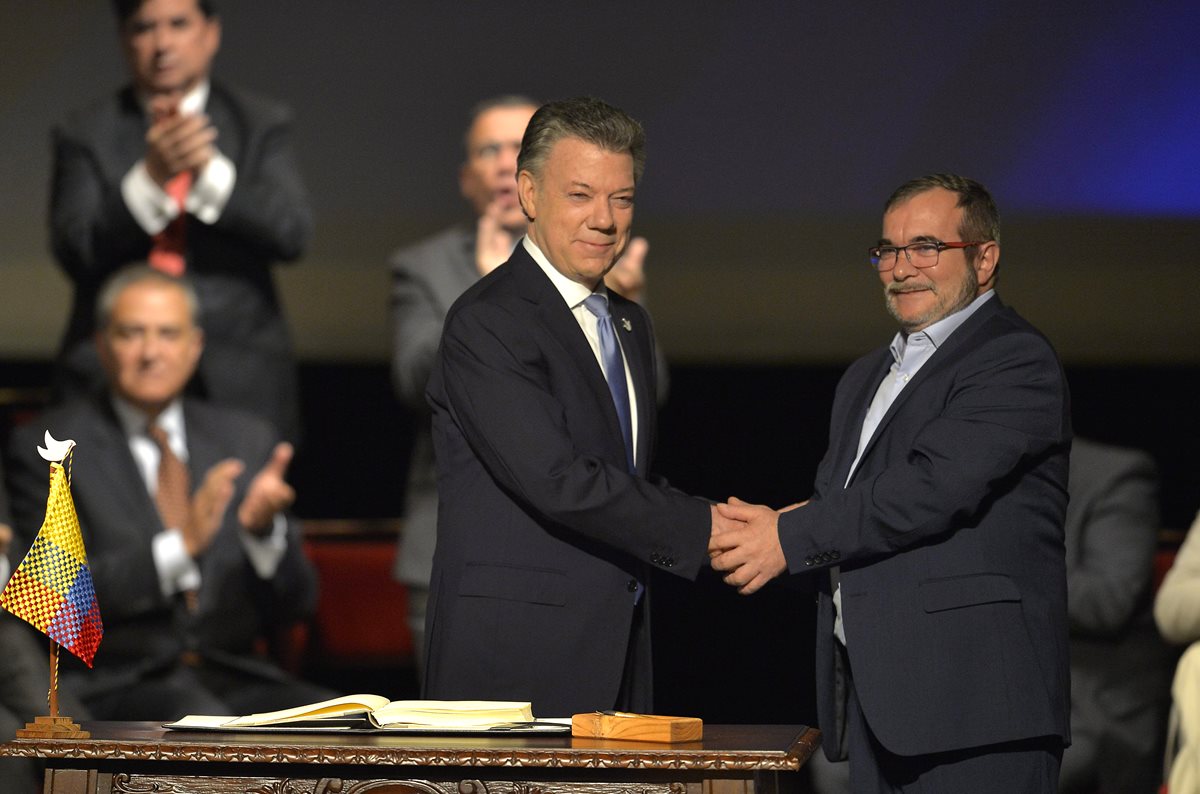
<box><xmin>204</xmin><ymin>84</ymin><xmax>243</xmax><ymax>163</ymax></box>
<box><xmin>834</xmin><ymin>349</ymin><xmax>892</xmax><ymax>486</ymax></box>
<box><xmin>850</xmin><ymin>296</ymin><xmax>1005</xmax><ymax>478</ymax></box>
<box><xmin>76</xmin><ymin>398</ymin><xmax>164</xmax><ymax>535</ymax></box>
<box><xmin>115</xmin><ymin>87</ymin><xmax>150</xmax><ymax>171</ymax></box>
<box><xmin>182</xmin><ymin>401</ymin><xmax>224</xmax><ymax>488</ymax></box>
<box><xmin>610</xmin><ymin>299</ymin><xmax>652</xmax><ymax>476</ymax></box>
<box><xmin>510</xmin><ymin>249</ymin><xmax>633</xmax><ymax>470</ymax></box>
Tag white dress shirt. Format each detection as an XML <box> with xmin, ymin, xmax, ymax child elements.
<box><xmin>523</xmin><ymin>236</ymin><xmax>640</xmax><ymax>464</ymax></box>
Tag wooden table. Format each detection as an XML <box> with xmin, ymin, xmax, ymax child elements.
<box><xmin>1</xmin><ymin>721</ymin><xmax>819</xmax><ymax>794</ymax></box>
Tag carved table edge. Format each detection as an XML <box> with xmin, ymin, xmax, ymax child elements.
<box><xmin>0</xmin><ymin>731</ymin><xmax>820</xmax><ymax>772</ymax></box>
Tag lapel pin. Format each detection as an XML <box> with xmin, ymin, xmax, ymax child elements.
<box><xmin>621</xmin><ymin>318</ymin><xmax>632</xmax><ymax>332</ymax></box>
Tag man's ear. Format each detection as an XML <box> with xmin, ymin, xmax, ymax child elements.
<box><xmin>975</xmin><ymin>241</ymin><xmax>1000</xmax><ymax>287</ymax></box>
<box><xmin>517</xmin><ymin>170</ymin><xmax>537</xmax><ymax>222</ymax></box>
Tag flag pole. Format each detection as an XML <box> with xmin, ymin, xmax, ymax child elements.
<box><xmin>49</xmin><ymin>639</ymin><xmax>60</xmax><ymax>718</ymax></box>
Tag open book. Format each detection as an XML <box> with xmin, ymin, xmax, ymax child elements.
<box><xmin>165</xmin><ymin>695</ymin><xmax>568</xmax><ymax>733</ymax></box>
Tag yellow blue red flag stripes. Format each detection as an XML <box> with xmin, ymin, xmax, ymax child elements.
<box><xmin>0</xmin><ymin>459</ymin><xmax>103</xmax><ymax>667</ymax></box>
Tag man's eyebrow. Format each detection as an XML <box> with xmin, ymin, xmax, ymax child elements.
<box><xmin>877</xmin><ymin>234</ymin><xmax>940</xmax><ymax>246</ymax></box>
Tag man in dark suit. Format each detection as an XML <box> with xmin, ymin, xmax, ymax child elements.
<box><xmin>713</xmin><ymin>175</ymin><xmax>1072</xmax><ymax>790</ymax></box>
<box><xmin>1060</xmin><ymin>438</ymin><xmax>1172</xmax><ymax>793</ymax></box>
<box><xmin>50</xmin><ymin>0</ymin><xmax>311</xmax><ymax>441</ymax></box>
<box><xmin>5</xmin><ymin>266</ymin><xmax>330</xmax><ymax>720</ymax></box>
<box><xmin>389</xmin><ymin>96</ymin><xmax>660</xmax><ymax>680</ymax></box>
<box><xmin>422</xmin><ymin>97</ymin><xmax>727</xmax><ymax>717</ymax></box>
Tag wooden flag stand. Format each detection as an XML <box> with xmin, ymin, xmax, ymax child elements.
<box><xmin>16</xmin><ymin>640</ymin><xmax>89</xmax><ymax>739</ymax></box>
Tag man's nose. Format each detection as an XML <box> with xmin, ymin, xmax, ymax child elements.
<box><xmin>140</xmin><ymin>332</ymin><xmax>164</xmax><ymax>358</ymax></box>
<box><xmin>891</xmin><ymin>251</ymin><xmax>917</xmax><ymax>279</ymax></box>
<box><xmin>588</xmin><ymin>199</ymin><xmax>615</xmax><ymax>231</ymax></box>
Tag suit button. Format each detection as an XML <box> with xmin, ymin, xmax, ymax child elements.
<box><xmin>663</xmin><ymin>557</ymin><xmax>675</xmax><ymax>567</ymax></box>
<box><xmin>831</xmin><ymin>550</ymin><xmax>840</xmax><ymax>561</ymax></box>
<box><xmin>650</xmin><ymin>553</ymin><xmax>661</xmax><ymax>564</ymax></box>
<box><xmin>627</xmin><ymin>579</ymin><xmax>639</xmax><ymax>592</ymax></box>
<box><xmin>804</xmin><ymin>556</ymin><xmax>814</xmax><ymax>566</ymax></box>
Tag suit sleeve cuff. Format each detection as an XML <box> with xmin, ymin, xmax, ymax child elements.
<box><xmin>186</xmin><ymin>150</ymin><xmax>236</xmax><ymax>224</ymax></box>
<box><xmin>152</xmin><ymin>529</ymin><xmax>201</xmax><ymax>597</ymax></box>
<box><xmin>121</xmin><ymin>159</ymin><xmax>178</xmax><ymax>235</ymax></box>
<box><xmin>238</xmin><ymin>513</ymin><xmax>288</xmax><ymax>579</ymax></box>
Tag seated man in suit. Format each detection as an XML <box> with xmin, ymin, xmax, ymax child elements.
<box><xmin>50</xmin><ymin>0</ymin><xmax>311</xmax><ymax>441</ymax></box>
<box><xmin>713</xmin><ymin>175</ymin><xmax>1072</xmax><ymax>790</ymax></box>
<box><xmin>423</xmin><ymin>97</ymin><xmax>730</xmax><ymax>716</ymax></box>
<box><xmin>5</xmin><ymin>265</ymin><xmax>332</xmax><ymax>720</ymax></box>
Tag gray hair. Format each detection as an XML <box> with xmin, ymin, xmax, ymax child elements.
<box><xmin>96</xmin><ymin>265</ymin><xmax>200</xmax><ymax>330</ymax></box>
<box><xmin>517</xmin><ymin>97</ymin><xmax>646</xmax><ymax>185</ymax></box>
<box><xmin>884</xmin><ymin>173</ymin><xmax>1001</xmax><ymax>247</ymax></box>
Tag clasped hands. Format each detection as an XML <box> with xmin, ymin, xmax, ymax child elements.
<box><xmin>708</xmin><ymin>497</ymin><xmax>806</xmax><ymax>595</ymax></box>
<box><xmin>180</xmin><ymin>443</ymin><xmax>296</xmax><ymax>557</ymax></box>
<box><xmin>144</xmin><ymin>96</ymin><xmax>217</xmax><ymax>187</ymax></box>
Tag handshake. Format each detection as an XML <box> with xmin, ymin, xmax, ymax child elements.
<box><xmin>706</xmin><ymin>497</ymin><xmax>809</xmax><ymax>595</ymax></box>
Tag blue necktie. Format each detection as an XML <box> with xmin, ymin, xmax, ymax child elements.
<box><xmin>583</xmin><ymin>294</ymin><xmax>635</xmax><ymax>473</ymax></box>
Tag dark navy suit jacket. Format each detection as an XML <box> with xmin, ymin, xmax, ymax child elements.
<box><xmin>422</xmin><ymin>245</ymin><xmax>710</xmax><ymax>716</ymax></box>
<box><xmin>779</xmin><ymin>295</ymin><xmax>1072</xmax><ymax>758</ymax></box>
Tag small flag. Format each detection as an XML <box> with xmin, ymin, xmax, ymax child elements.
<box><xmin>0</xmin><ymin>435</ymin><xmax>103</xmax><ymax>667</ymax></box>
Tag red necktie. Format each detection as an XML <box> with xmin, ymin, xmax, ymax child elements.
<box><xmin>148</xmin><ymin>170</ymin><xmax>192</xmax><ymax>276</ymax></box>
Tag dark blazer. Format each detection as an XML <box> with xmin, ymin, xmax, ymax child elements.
<box><xmin>4</xmin><ymin>396</ymin><xmax>318</xmax><ymax>700</ymax></box>
<box><xmin>1061</xmin><ymin>438</ymin><xmax>1172</xmax><ymax>791</ymax></box>
<box><xmin>778</xmin><ymin>295</ymin><xmax>1072</xmax><ymax>759</ymax></box>
<box><xmin>49</xmin><ymin>81</ymin><xmax>312</xmax><ymax>441</ymax></box>
<box><xmin>422</xmin><ymin>244</ymin><xmax>710</xmax><ymax>716</ymax></box>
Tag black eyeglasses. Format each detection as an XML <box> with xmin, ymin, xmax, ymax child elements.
<box><xmin>867</xmin><ymin>241</ymin><xmax>985</xmax><ymax>272</ymax></box>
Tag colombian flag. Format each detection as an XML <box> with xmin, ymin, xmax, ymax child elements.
<box><xmin>1</xmin><ymin>457</ymin><xmax>103</xmax><ymax>667</ymax></box>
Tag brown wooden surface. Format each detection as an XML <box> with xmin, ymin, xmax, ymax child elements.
<box><xmin>1</xmin><ymin>721</ymin><xmax>817</xmax><ymax>770</ymax></box>
<box><xmin>3</xmin><ymin>722</ymin><xmax>819</xmax><ymax>794</ymax></box>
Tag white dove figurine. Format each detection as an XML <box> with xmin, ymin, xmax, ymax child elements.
<box><xmin>37</xmin><ymin>431</ymin><xmax>76</xmax><ymax>463</ymax></box>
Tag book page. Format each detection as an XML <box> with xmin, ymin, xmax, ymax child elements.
<box><xmin>369</xmin><ymin>700</ymin><xmax>534</xmax><ymax>728</ymax></box>
<box><xmin>225</xmin><ymin>694</ymin><xmax>392</xmax><ymax>727</ymax></box>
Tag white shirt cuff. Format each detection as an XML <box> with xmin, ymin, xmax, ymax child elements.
<box><xmin>239</xmin><ymin>513</ymin><xmax>289</xmax><ymax>579</ymax></box>
<box><xmin>152</xmin><ymin>529</ymin><xmax>202</xmax><ymax>597</ymax></box>
<box><xmin>0</xmin><ymin>555</ymin><xmax>11</xmax><ymax>588</ymax></box>
<box><xmin>186</xmin><ymin>150</ymin><xmax>236</xmax><ymax>224</ymax></box>
<box><xmin>121</xmin><ymin>160</ymin><xmax>179</xmax><ymax>235</ymax></box>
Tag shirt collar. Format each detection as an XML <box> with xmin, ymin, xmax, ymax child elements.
<box><xmin>137</xmin><ymin>79</ymin><xmax>210</xmax><ymax>119</ymax></box>
<box><xmin>890</xmin><ymin>289</ymin><xmax>996</xmax><ymax>364</ymax></box>
<box><xmin>111</xmin><ymin>394</ymin><xmax>186</xmax><ymax>442</ymax></box>
<box><xmin>522</xmin><ymin>235</ymin><xmax>608</xmax><ymax>309</ymax></box>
